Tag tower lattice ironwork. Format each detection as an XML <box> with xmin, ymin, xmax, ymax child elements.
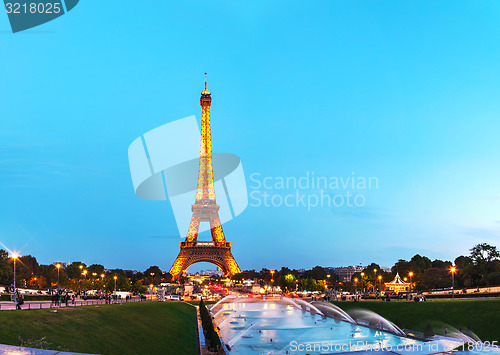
<box><xmin>169</xmin><ymin>74</ymin><xmax>241</xmax><ymax>280</ymax></box>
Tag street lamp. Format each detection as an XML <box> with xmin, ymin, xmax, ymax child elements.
<box><xmin>113</xmin><ymin>275</ymin><xmax>117</xmax><ymax>294</ymax></box>
<box><xmin>150</xmin><ymin>272</ymin><xmax>154</xmax><ymax>286</ymax></box>
<box><xmin>354</xmin><ymin>278</ymin><xmax>358</xmax><ymax>293</ymax></box>
<box><xmin>270</xmin><ymin>270</ymin><xmax>275</xmax><ymax>284</ymax></box>
<box><xmin>82</xmin><ymin>270</ymin><xmax>88</xmax><ymax>296</ymax></box>
<box><xmin>378</xmin><ymin>275</ymin><xmax>382</xmax><ymax>293</ymax></box>
<box><xmin>100</xmin><ymin>274</ymin><xmax>105</xmax><ymax>295</ymax></box>
<box><xmin>56</xmin><ymin>263</ymin><xmax>61</xmax><ymax>289</ymax></box>
<box><xmin>408</xmin><ymin>271</ymin><xmax>414</xmax><ymax>292</ymax></box>
<box><xmin>12</xmin><ymin>253</ymin><xmax>19</xmax><ymax>303</ymax></box>
<box><xmin>360</xmin><ymin>272</ymin><xmax>365</xmax><ymax>292</ymax></box>
<box><xmin>79</xmin><ymin>265</ymin><xmax>83</xmax><ymax>291</ymax></box>
<box><xmin>373</xmin><ymin>269</ymin><xmax>378</xmax><ymax>292</ymax></box>
<box><xmin>450</xmin><ymin>266</ymin><xmax>457</xmax><ymax>298</ymax></box>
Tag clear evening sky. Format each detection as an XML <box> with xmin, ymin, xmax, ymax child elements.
<box><xmin>1</xmin><ymin>1</ymin><xmax>499</xmax><ymax>272</ymax></box>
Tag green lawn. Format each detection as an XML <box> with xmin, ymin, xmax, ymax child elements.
<box><xmin>332</xmin><ymin>299</ymin><xmax>500</xmax><ymax>342</ymax></box>
<box><xmin>0</xmin><ymin>302</ymin><xmax>197</xmax><ymax>354</ymax></box>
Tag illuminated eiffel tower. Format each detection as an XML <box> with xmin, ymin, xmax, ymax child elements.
<box><xmin>169</xmin><ymin>74</ymin><xmax>241</xmax><ymax>281</ymax></box>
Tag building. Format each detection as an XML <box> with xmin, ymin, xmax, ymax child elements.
<box><xmin>331</xmin><ymin>266</ymin><xmax>365</xmax><ymax>282</ymax></box>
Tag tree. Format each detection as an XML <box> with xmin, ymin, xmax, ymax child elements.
<box><xmin>105</xmin><ymin>274</ymin><xmax>131</xmax><ymax>292</ymax></box>
<box><xmin>302</xmin><ymin>266</ymin><xmax>327</xmax><ymax>280</ymax></box>
<box><xmin>431</xmin><ymin>259</ymin><xmax>451</xmax><ymax>269</ymax></box>
<box><xmin>65</xmin><ymin>262</ymin><xmax>87</xmax><ymax>279</ymax></box>
<box><xmin>144</xmin><ymin>266</ymin><xmax>164</xmax><ymax>284</ymax></box>
<box><xmin>0</xmin><ymin>249</ymin><xmax>13</xmax><ymax>285</ymax></box>
<box><xmin>470</xmin><ymin>244</ymin><xmax>500</xmax><ymax>285</ymax></box>
<box><xmin>392</xmin><ymin>259</ymin><xmax>411</xmax><ymax>275</ymax></box>
<box><xmin>132</xmin><ymin>280</ymin><xmax>148</xmax><ymax>293</ymax></box>
<box><xmin>279</xmin><ymin>273</ymin><xmax>296</xmax><ymax>291</ymax></box>
<box><xmin>410</xmin><ymin>254</ymin><xmax>432</xmax><ymax>273</ymax></box>
<box><xmin>419</xmin><ymin>268</ymin><xmax>450</xmax><ymax>290</ymax></box>
<box><xmin>470</xmin><ymin>244</ymin><xmax>500</xmax><ymax>264</ymax></box>
<box><xmin>17</xmin><ymin>255</ymin><xmax>39</xmax><ymax>282</ymax></box>
<box><xmin>88</xmin><ymin>264</ymin><xmax>105</xmax><ymax>275</ymax></box>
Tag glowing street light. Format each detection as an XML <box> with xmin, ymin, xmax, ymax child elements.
<box><xmin>408</xmin><ymin>271</ymin><xmax>414</xmax><ymax>292</ymax></box>
<box><xmin>56</xmin><ymin>263</ymin><xmax>61</xmax><ymax>289</ymax></box>
<box><xmin>354</xmin><ymin>277</ymin><xmax>358</xmax><ymax>293</ymax></box>
<box><xmin>360</xmin><ymin>272</ymin><xmax>365</xmax><ymax>292</ymax></box>
<box><xmin>113</xmin><ymin>275</ymin><xmax>117</xmax><ymax>294</ymax></box>
<box><xmin>101</xmin><ymin>274</ymin><xmax>105</xmax><ymax>294</ymax></box>
<box><xmin>82</xmin><ymin>269</ymin><xmax>88</xmax><ymax>296</ymax></box>
<box><xmin>11</xmin><ymin>253</ymin><xmax>19</xmax><ymax>307</ymax></box>
<box><xmin>378</xmin><ymin>275</ymin><xmax>382</xmax><ymax>292</ymax></box>
<box><xmin>270</xmin><ymin>270</ymin><xmax>275</xmax><ymax>284</ymax></box>
<box><xmin>450</xmin><ymin>266</ymin><xmax>457</xmax><ymax>298</ymax></box>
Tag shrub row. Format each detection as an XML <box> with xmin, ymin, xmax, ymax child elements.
<box><xmin>199</xmin><ymin>299</ymin><xmax>222</xmax><ymax>353</ymax></box>
<box><xmin>424</xmin><ymin>292</ymin><xmax>500</xmax><ymax>299</ymax></box>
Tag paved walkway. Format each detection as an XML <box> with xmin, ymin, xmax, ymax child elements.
<box><xmin>0</xmin><ymin>344</ymin><xmax>94</xmax><ymax>354</ymax></box>
<box><xmin>0</xmin><ymin>297</ymin><xmax>151</xmax><ymax>311</ymax></box>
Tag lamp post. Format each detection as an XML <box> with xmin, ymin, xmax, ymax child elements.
<box><xmin>79</xmin><ymin>265</ymin><xmax>83</xmax><ymax>292</ymax></box>
<box><xmin>150</xmin><ymin>272</ymin><xmax>154</xmax><ymax>286</ymax></box>
<box><xmin>378</xmin><ymin>275</ymin><xmax>382</xmax><ymax>294</ymax></box>
<box><xmin>82</xmin><ymin>270</ymin><xmax>87</xmax><ymax>296</ymax></box>
<box><xmin>100</xmin><ymin>274</ymin><xmax>105</xmax><ymax>295</ymax></box>
<box><xmin>56</xmin><ymin>263</ymin><xmax>61</xmax><ymax>290</ymax></box>
<box><xmin>408</xmin><ymin>271</ymin><xmax>414</xmax><ymax>293</ymax></box>
<box><xmin>270</xmin><ymin>270</ymin><xmax>275</xmax><ymax>285</ymax></box>
<box><xmin>113</xmin><ymin>275</ymin><xmax>117</xmax><ymax>294</ymax></box>
<box><xmin>354</xmin><ymin>278</ymin><xmax>358</xmax><ymax>294</ymax></box>
<box><xmin>373</xmin><ymin>269</ymin><xmax>377</xmax><ymax>292</ymax></box>
<box><xmin>12</xmin><ymin>253</ymin><xmax>19</xmax><ymax>303</ymax></box>
<box><xmin>360</xmin><ymin>272</ymin><xmax>365</xmax><ymax>292</ymax></box>
<box><xmin>450</xmin><ymin>266</ymin><xmax>456</xmax><ymax>299</ymax></box>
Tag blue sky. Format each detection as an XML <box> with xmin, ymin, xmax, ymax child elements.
<box><xmin>0</xmin><ymin>1</ymin><xmax>499</xmax><ymax>272</ymax></box>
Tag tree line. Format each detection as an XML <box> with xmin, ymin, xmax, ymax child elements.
<box><xmin>0</xmin><ymin>250</ymin><xmax>173</xmax><ymax>293</ymax></box>
<box><xmin>232</xmin><ymin>243</ymin><xmax>500</xmax><ymax>292</ymax></box>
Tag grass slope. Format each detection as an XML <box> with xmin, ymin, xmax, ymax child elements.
<box><xmin>0</xmin><ymin>302</ymin><xmax>197</xmax><ymax>355</ymax></box>
<box><xmin>332</xmin><ymin>299</ymin><xmax>500</xmax><ymax>342</ymax></box>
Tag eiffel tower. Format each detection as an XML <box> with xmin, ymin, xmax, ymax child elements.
<box><xmin>169</xmin><ymin>75</ymin><xmax>241</xmax><ymax>281</ymax></box>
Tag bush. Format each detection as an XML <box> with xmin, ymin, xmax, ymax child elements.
<box><xmin>199</xmin><ymin>299</ymin><xmax>222</xmax><ymax>352</ymax></box>
<box><xmin>424</xmin><ymin>323</ymin><xmax>435</xmax><ymax>338</ymax></box>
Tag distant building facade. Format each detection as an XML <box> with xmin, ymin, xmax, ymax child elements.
<box><xmin>332</xmin><ymin>266</ymin><xmax>365</xmax><ymax>282</ymax></box>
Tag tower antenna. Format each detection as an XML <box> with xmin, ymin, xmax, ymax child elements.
<box><xmin>204</xmin><ymin>72</ymin><xmax>207</xmax><ymax>90</ymax></box>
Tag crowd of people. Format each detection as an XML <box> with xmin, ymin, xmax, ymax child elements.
<box><xmin>7</xmin><ymin>289</ymin><xmax>147</xmax><ymax>310</ymax></box>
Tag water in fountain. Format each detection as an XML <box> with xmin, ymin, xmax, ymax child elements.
<box><xmin>226</xmin><ymin>321</ymin><xmax>261</xmax><ymax>348</ymax></box>
<box><xmin>427</xmin><ymin>321</ymin><xmax>481</xmax><ymax>343</ymax></box>
<box><xmin>310</xmin><ymin>301</ymin><xmax>356</xmax><ymax>324</ymax></box>
<box><xmin>284</xmin><ymin>297</ymin><xmax>324</xmax><ymax>316</ymax></box>
<box><xmin>212</xmin><ymin>296</ymin><xmax>440</xmax><ymax>354</ymax></box>
<box><xmin>210</xmin><ymin>294</ymin><xmax>237</xmax><ymax>313</ymax></box>
<box><xmin>348</xmin><ymin>309</ymin><xmax>406</xmax><ymax>336</ymax></box>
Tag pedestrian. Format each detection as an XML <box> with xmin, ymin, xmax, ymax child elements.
<box><xmin>15</xmin><ymin>293</ymin><xmax>21</xmax><ymax>310</ymax></box>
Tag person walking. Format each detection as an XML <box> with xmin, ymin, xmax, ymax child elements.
<box><xmin>15</xmin><ymin>291</ymin><xmax>22</xmax><ymax>310</ymax></box>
